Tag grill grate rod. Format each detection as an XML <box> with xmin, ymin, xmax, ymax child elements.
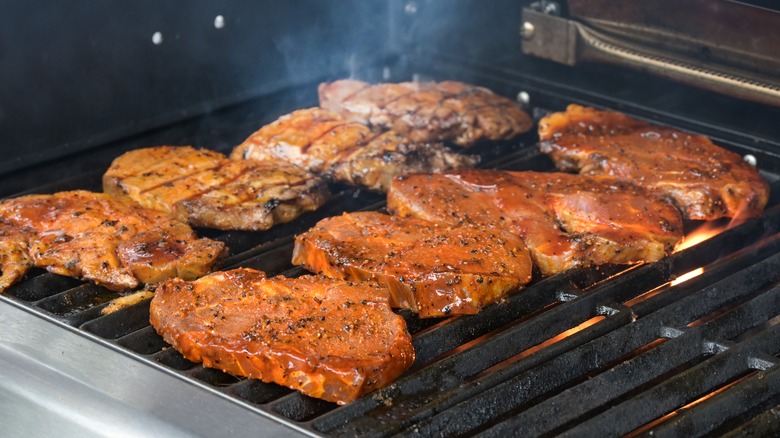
<box><xmin>639</xmin><ymin>361</ymin><xmax>780</xmax><ymax>437</ymax></box>
<box><xmin>482</xmin><ymin>284</ymin><xmax>780</xmax><ymax>437</ymax></box>
<box><xmin>379</xmin><ymin>235</ymin><xmax>780</xmax><ymax>437</ymax></box>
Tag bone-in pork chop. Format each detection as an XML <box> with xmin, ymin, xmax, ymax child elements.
<box><xmin>103</xmin><ymin>146</ymin><xmax>329</xmax><ymax>231</ymax></box>
<box><xmin>388</xmin><ymin>170</ymin><xmax>683</xmax><ymax>276</ymax></box>
<box><xmin>230</xmin><ymin>107</ymin><xmax>477</xmax><ymax>192</ymax></box>
<box><xmin>150</xmin><ymin>268</ymin><xmax>415</xmax><ymax>405</ymax></box>
<box><xmin>0</xmin><ymin>190</ymin><xmax>225</xmax><ymax>292</ymax></box>
<box><xmin>318</xmin><ymin>79</ymin><xmax>533</xmax><ymax>147</ymax></box>
<box><xmin>538</xmin><ymin>104</ymin><xmax>769</xmax><ymax>220</ymax></box>
<box><xmin>292</xmin><ymin>212</ymin><xmax>532</xmax><ymax>317</ymax></box>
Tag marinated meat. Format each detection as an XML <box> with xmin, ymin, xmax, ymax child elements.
<box><xmin>318</xmin><ymin>79</ymin><xmax>533</xmax><ymax>147</ymax></box>
<box><xmin>538</xmin><ymin>104</ymin><xmax>770</xmax><ymax>221</ymax></box>
<box><xmin>230</xmin><ymin>108</ymin><xmax>477</xmax><ymax>192</ymax></box>
<box><xmin>388</xmin><ymin>170</ymin><xmax>683</xmax><ymax>276</ymax></box>
<box><xmin>103</xmin><ymin>146</ymin><xmax>329</xmax><ymax>231</ymax></box>
<box><xmin>292</xmin><ymin>212</ymin><xmax>532</xmax><ymax>317</ymax></box>
<box><xmin>149</xmin><ymin>268</ymin><xmax>415</xmax><ymax>405</ymax></box>
<box><xmin>0</xmin><ymin>191</ymin><xmax>225</xmax><ymax>292</ymax></box>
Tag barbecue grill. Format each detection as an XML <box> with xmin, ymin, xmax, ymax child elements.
<box><xmin>3</xmin><ymin>1</ymin><xmax>780</xmax><ymax>436</ymax></box>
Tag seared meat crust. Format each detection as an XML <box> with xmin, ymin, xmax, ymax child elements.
<box><xmin>230</xmin><ymin>108</ymin><xmax>477</xmax><ymax>192</ymax></box>
<box><xmin>150</xmin><ymin>268</ymin><xmax>415</xmax><ymax>405</ymax></box>
<box><xmin>0</xmin><ymin>191</ymin><xmax>225</xmax><ymax>292</ymax></box>
<box><xmin>318</xmin><ymin>79</ymin><xmax>533</xmax><ymax>147</ymax></box>
<box><xmin>292</xmin><ymin>212</ymin><xmax>532</xmax><ymax>317</ymax></box>
<box><xmin>538</xmin><ymin>104</ymin><xmax>770</xmax><ymax>220</ymax></box>
<box><xmin>388</xmin><ymin>170</ymin><xmax>684</xmax><ymax>276</ymax></box>
<box><xmin>103</xmin><ymin>146</ymin><xmax>329</xmax><ymax>231</ymax></box>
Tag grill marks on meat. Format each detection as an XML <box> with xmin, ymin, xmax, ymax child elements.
<box><xmin>388</xmin><ymin>170</ymin><xmax>683</xmax><ymax>276</ymax></box>
<box><xmin>230</xmin><ymin>108</ymin><xmax>477</xmax><ymax>192</ymax></box>
<box><xmin>149</xmin><ymin>268</ymin><xmax>415</xmax><ymax>405</ymax></box>
<box><xmin>103</xmin><ymin>146</ymin><xmax>329</xmax><ymax>231</ymax></box>
<box><xmin>538</xmin><ymin>104</ymin><xmax>770</xmax><ymax>221</ymax></box>
<box><xmin>0</xmin><ymin>191</ymin><xmax>225</xmax><ymax>292</ymax></box>
<box><xmin>292</xmin><ymin>212</ymin><xmax>532</xmax><ymax>317</ymax></box>
<box><xmin>318</xmin><ymin>79</ymin><xmax>533</xmax><ymax>147</ymax></box>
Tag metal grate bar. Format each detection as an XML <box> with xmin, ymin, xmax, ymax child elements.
<box><xmin>482</xmin><ymin>284</ymin><xmax>780</xmax><ymax>436</ymax></box>
<box><xmin>643</xmin><ymin>362</ymin><xmax>780</xmax><ymax>437</ymax></box>
<box><xmin>561</xmin><ymin>317</ymin><xmax>780</xmax><ymax>437</ymax></box>
<box><xmin>719</xmin><ymin>401</ymin><xmax>780</xmax><ymax>437</ymax></box>
<box><xmin>400</xmin><ymin>247</ymin><xmax>780</xmax><ymax>437</ymax></box>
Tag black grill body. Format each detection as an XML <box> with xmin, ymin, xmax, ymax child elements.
<box><xmin>2</xmin><ymin>1</ymin><xmax>780</xmax><ymax>437</ymax></box>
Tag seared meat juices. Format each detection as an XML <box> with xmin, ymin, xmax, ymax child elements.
<box><xmin>0</xmin><ymin>191</ymin><xmax>225</xmax><ymax>292</ymax></box>
<box><xmin>103</xmin><ymin>146</ymin><xmax>329</xmax><ymax>231</ymax></box>
<box><xmin>318</xmin><ymin>79</ymin><xmax>533</xmax><ymax>147</ymax></box>
<box><xmin>150</xmin><ymin>268</ymin><xmax>415</xmax><ymax>405</ymax></box>
<box><xmin>388</xmin><ymin>170</ymin><xmax>684</xmax><ymax>276</ymax></box>
<box><xmin>538</xmin><ymin>104</ymin><xmax>770</xmax><ymax>220</ymax></box>
<box><xmin>293</xmin><ymin>212</ymin><xmax>532</xmax><ymax>317</ymax></box>
<box><xmin>230</xmin><ymin>107</ymin><xmax>477</xmax><ymax>192</ymax></box>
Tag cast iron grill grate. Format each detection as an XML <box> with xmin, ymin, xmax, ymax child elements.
<box><xmin>2</xmin><ymin>82</ymin><xmax>780</xmax><ymax>436</ymax></box>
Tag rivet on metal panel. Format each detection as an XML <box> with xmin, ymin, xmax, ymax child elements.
<box><xmin>214</xmin><ymin>15</ymin><xmax>225</xmax><ymax>29</ymax></box>
<box><xmin>382</xmin><ymin>66</ymin><xmax>391</xmax><ymax>80</ymax></box>
<box><xmin>521</xmin><ymin>22</ymin><xmax>535</xmax><ymax>40</ymax></box>
<box><xmin>405</xmin><ymin>2</ymin><xmax>418</xmax><ymax>15</ymax></box>
<box><xmin>517</xmin><ymin>91</ymin><xmax>531</xmax><ymax>108</ymax></box>
<box><xmin>152</xmin><ymin>32</ymin><xmax>163</xmax><ymax>45</ymax></box>
<box><xmin>744</xmin><ymin>154</ymin><xmax>758</xmax><ymax>167</ymax></box>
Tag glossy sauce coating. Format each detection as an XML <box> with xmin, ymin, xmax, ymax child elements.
<box><xmin>539</xmin><ymin>104</ymin><xmax>769</xmax><ymax>220</ymax></box>
<box><xmin>150</xmin><ymin>268</ymin><xmax>415</xmax><ymax>405</ymax></box>
<box><xmin>388</xmin><ymin>170</ymin><xmax>683</xmax><ymax>276</ymax></box>
<box><xmin>293</xmin><ymin>212</ymin><xmax>532</xmax><ymax>317</ymax></box>
<box><xmin>0</xmin><ymin>190</ymin><xmax>225</xmax><ymax>292</ymax></box>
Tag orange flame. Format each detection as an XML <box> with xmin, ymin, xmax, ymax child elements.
<box><xmin>514</xmin><ymin>316</ymin><xmax>604</xmax><ymax>361</ymax></box>
<box><xmin>475</xmin><ymin>316</ymin><xmax>605</xmax><ymax>378</ymax></box>
<box><xmin>670</xmin><ymin>267</ymin><xmax>704</xmax><ymax>286</ymax></box>
<box><xmin>675</xmin><ymin>221</ymin><xmax>727</xmax><ymax>252</ymax></box>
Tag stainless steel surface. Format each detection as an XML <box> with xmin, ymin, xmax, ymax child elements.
<box><xmin>0</xmin><ymin>299</ymin><xmax>309</xmax><ymax>437</ymax></box>
<box><xmin>520</xmin><ymin>10</ymin><xmax>577</xmax><ymax>66</ymax></box>
<box><xmin>522</xmin><ymin>1</ymin><xmax>780</xmax><ymax>106</ymax></box>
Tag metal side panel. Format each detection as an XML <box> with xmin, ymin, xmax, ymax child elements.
<box><xmin>0</xmin><ymin>300</ymin><xmax>308</xmax><ymax>438</ymax></box>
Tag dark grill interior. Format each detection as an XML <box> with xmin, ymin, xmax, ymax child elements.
<box><xmin>3</xmin><ymin>66</ymin><xmax>780</xmax><ymax>436</ymax></box>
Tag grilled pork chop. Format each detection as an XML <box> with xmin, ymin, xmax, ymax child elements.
<box><xmin>103</xmin><ymin>146</ymin><xmax>329</xmax><ymax>231</ymax></box>
<box><xmin>230</xmin><ymin>107</ymin><xmax>477</xmax><ymax>192</ymax></box>
<box><xmin>318</xmin><ymin>79</ymin><xmax>533</xmax><ymax>147</ymax></box>
<box><xmin>150</xmin><ymin>268</ymin><xmax>415</xmax><ymax>405</ymax></box>
<box><xmin>538</xmin><ymin>104</ymin><xmax>770</xmax><ymax>221</ymax></box>
<box><xmin>292</xmin><ymin>212</ymin><xmax>532</xmax><ymax>317</ymax></box>
<box><xmin>0</xmin><ymin>191</ymin><xmax>225</xmax><ymax>292</ymax></box>
<box><xmin>388</xmin><ymin>170</ymin><xmax>684</xmax><ymax>276</ymax></box>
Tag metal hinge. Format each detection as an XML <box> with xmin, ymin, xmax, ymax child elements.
<box><xmin>521</xmin><ymin>5</ymin><xmax>780</xmax><ymax>107</ymax></box>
